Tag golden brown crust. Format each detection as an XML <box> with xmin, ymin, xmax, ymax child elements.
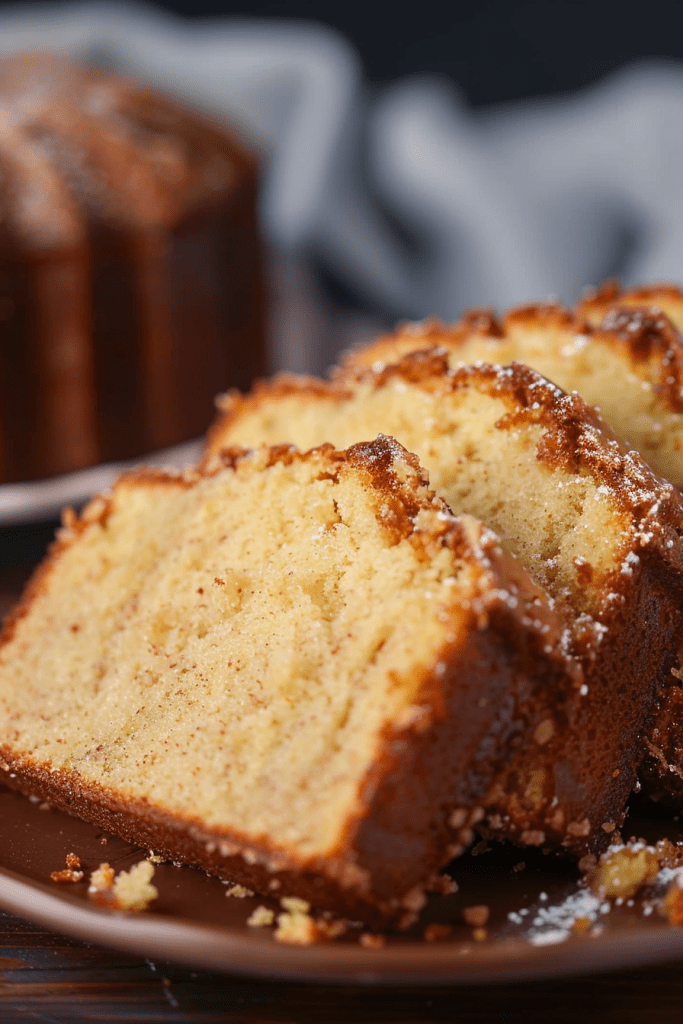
<box><xmin>209</xmin><ymin>354</ymin><xmax>683</xmax><ymax>541</ymax></box>
<box><xmin>594</xmin><ymin>307</ymin><xmax>683</xmax><ymax>412</ymax></box>
<box><xmin>483</xmin><ymin>547</ymin><xmax>683</xmax><ymax>852</ymax></box>
<box><xmin>574</xmin><ymin>280</ymin><xmax>683</xmax><ymax>411</ymax></box>
<box><xmin>449</xmin><ymin>362</ymin><xmax>683</xmax><ymax>530</ymax></box>
<box><xmin>337</xmin><ymin>285</ymin><xmax>683</xmax><ymax>416</ymax></box>
<box><xmin>333</xmin><ymin>310</ymin><xmax>506</xmax><ymax>382</ymax></box>
<box><xmin>502</xmin><ymin>299</ymin><xmax>583</xmax><ymax>333</ymax></box>
<box><xmin>577</xmin><ymin>280</ymin><xmax>683</xmax><ymax>327</ymax></box>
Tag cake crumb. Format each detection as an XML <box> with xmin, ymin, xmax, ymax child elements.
<box><xmin>88</xmin><ymin>861</ymin><xmax>115</xmax><ymax>899</ymax></box>
<box><xmin>533</xmin><ymin>718</ymin><xmax>555</xmax><ymax>745</ymax></box>
<box><xmin>566</xmin><ymin>818</ymin><xmax>591</xmax><ymax>837</ymax></box>
<box><xmin>578</xmin><ymin>853</ymin><xmax>597</xmax><ymax>873</ymax></box>
<box><xmin>274</xmin><ymin>910</ymin><xmax>321</xmax><ymax>945</ymax></box>
<box><xmin>520</xmin><ymin>829</ymin><xmax>545</xmax><ymax>846</ymax></box>
<box><xmin>247</xmin><ymin>905</ymin><xmax>275</xmax><ymax>928</ymax></box>
<box><xmin>280</xmin><ymin>896</ymin><xmax>310</xmax><ymax>914</ymax></box>
<box><xmin>588</xmin><ymin>845</ymin><xmax>659</xmax><ymax>898</ymax></box>
<box><xmin>50</xmin><ymin>852</ymin><xmax>84</xmax><ymax>883</ymax></box>
<box><xmin>88</xmin><ymin>860</ymin><xmax>158</xmax><ymax>912</ymax></box>
<box><xmin>462</xmin><ymin>904</ymin><xmax>490</xmax><ymax>927</ymax></box>
<box><xmin>401</xmin><ymin>886</ymin><xmax>427</xmax><ymax>913</ymax></box>
<box><xmin>225</xmin><ymin>883</ymin><xmax>254</xmax><ymax>899</ymax></box>
<box><xmin>113</xmin><ymin>861</ymin><xmax>158</xmax><ymax>912</ymax></box>
<box><xmin>472</xmin><ymin>927</ymin><xmax>488</xmax><ymax>942</ymax></box>
<box><xmin>359</xmin><ymin>932</ymin><xmax>386</xmax><ymax>948</ymax></box>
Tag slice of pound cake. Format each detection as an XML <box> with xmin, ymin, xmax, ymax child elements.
<box><xmin>0</xmin><ymin>437</ymin><xmax>572</xmax><ymax>924</ymax></box>
<box><xmin>333</xmin><ymin>282</ymin><xmax>683</xmax><ymax>807</ymax></box>
<box><xmin>205</xmin><ymin>357</ymin><xmax>683</xmax><ymax>854</ymax></box>
<box><xmin>334</xmin><ymin>292</ymin><xmax>683</xmax><ymax>490</ymax></box>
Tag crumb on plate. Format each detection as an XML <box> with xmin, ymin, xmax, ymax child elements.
<box><xmin>88</xmin><ymin>859</ymin><xmax>158</xmax><ymax>912</ymax></box>
<box><xmin>50</xmin><ymin>852</ymin><xmax>84</xmax><ymax>883</ymax></box>
<box><xmin>247</xmin><ymin>905</ymin><xmax>275</xmax><ymax>928</ymax></box>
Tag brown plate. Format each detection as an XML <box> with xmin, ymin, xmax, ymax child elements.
<box><xmin>1</xmin><ymin>785</ymin><xmax>683</xmax><ymax>984</ymax></box>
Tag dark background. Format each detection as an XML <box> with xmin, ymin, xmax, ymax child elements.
<box><xmin>142</xmin><ymin>0</ymin><xmax>683</xmax><ymax>107</ymax></box>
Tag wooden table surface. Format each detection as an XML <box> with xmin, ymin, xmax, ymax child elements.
<box><xmin>1</xmin><ymin>519</ymin><xmax>683</xmax><ymax>1023</ymax></box>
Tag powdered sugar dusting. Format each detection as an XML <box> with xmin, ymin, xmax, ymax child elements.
<box><xmin>521</xmin><ymin>888</ymin><xmax>607</xmax><ymax>946</ymax></box>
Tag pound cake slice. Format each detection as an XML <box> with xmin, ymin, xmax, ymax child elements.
<box><xmin>0</xmin><ymin>436</ymin><xmax>573</xmax><ymax>924</ymax></box>
<box><xmin>333</xmin><ymin>283</ymin><xmax>683</xmax><ymax>806</ymax></box>
<box><xmin>334</xmin><ymin>295</ymin><xmax>683</xmax><ymax>489</ymax></box>
<box><xmin>205</xmin><ymin>357</ymin><xmax>683</xmax><ymax>855</ymax></box>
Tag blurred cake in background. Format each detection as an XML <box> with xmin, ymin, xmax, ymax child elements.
<box><xmin>0</xmin><ymin>51</ymin><xmax>264</xmax><ymax>483</ymax></box>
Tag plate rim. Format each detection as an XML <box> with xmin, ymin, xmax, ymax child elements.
<box><xmin>1</xmin><ymin>860</ymin><xmax>683</xmax><ymax>985</ymax></box>
<box><xmin>0</xmin><ymin>439</ymin><xmax>204</xmax><ymax>527</ymax></box>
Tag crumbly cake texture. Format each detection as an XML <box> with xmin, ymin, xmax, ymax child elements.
<box><xmin>0</xmin><ymin>437</ymin><xmax>572</xmax><ymax>924</ymax></box>
<box><xmin>334</xmin><ymin>287</ymin><xmax>683</xmax><ymax>490</ymax></box>
<box><xmin>0</xmin><ymin>51</ymin><xmax>264</xmax><ymax>482</ymax></box>
<box><xmin>206</xmin><ymin>358</ymin><xmax>683</xmax><ymax>854</ymax></box>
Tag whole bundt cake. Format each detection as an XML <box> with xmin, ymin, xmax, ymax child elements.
<box><xmin>0</xmin><ymin>51</ymin><xmax>264</xmax><ymax>483</ymax></box>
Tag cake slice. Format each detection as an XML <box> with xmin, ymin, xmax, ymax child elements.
<box><xmin>205</xmin><ymin>357</ymin><xmax>683</xmax><ymax>855</ymax></box>
<box><xmin>0</xmin><ymin>436</ymin><xmax>572</xmax><ymax>924</ymax></box>
<box><xmin>333</xmin><ymin>284</ymin><xmax>683</xmax><ymax>806</ymax></box>
<box><xmin>334</xmin><ymin>296</ymin><xmax>683</xmax><ymax>490</ymax></box>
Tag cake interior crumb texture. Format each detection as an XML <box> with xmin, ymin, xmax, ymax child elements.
<box><xmin>337</xmin><ymin>291</ymin><xmax>683</xmax><ymax>490</ymax></box>
<box><xmin>209</xmin><ymin>364</ymin><xmax>636</xmax><ymax>621</ymax></box>
<box><xmin>206</xmin><ymin>359</ymin><xmax>683</xmax><ymax>853</ymax></box>
<box><xmin>0</xmin><ymin>438</ymin><xmax>558</xmax><ymax>918</ymax></box>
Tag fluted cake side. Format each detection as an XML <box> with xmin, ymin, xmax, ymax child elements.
<box><xmin>0</xmin><ymin>51</ymin><xmax>264</xmax><ymax>482</ymax></box>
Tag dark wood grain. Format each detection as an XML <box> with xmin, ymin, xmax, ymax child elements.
<box><xmin>0</xmin><ymin>520</ymin><xmax>682</xmax><ymax>1022</ymax></box>
<box><xmin>0</xmin><ymin>911</ymin><xmax>682</xmax><ymax>1024</ymax></box>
